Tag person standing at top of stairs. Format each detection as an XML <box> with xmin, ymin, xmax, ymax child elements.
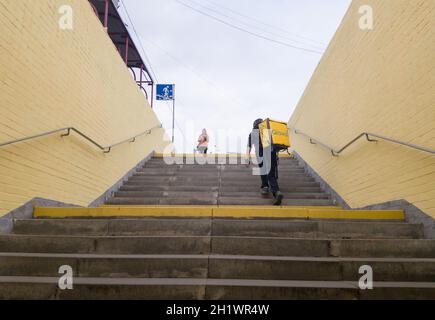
<box><xmin>197</xmin><ymin>128</ymin><xmax>209</xmax><ymax>154</ymax></box>
<box><xmin>246</xmin><ymin>119</ymin><xmax>284</xmax><ymax>206</ymax></box>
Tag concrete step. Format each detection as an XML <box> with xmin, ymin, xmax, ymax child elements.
<box><xmin>223</xmin><ymin>171</ymin><xmax>308</xmax><ymax>176</ymax></box>
<box><xmin>219</xmin><ymin>181</ymin><xmax>320</xmax><ymax>188</ymax></box>
<box><xmin>135</xmin><ymin>169</ymin><xmax>307</xmax><ymax>175</ymax></box>
<box><xmin>113</xmin><ymin>190</ymin><xmax>329</xmax><ymax>199</ymax></box>
<box><xmin>145</xmin><ymin>160</ymin><xmax>222</xmax><ymax>165</ymax></box>
<box><xmin>13</xmin><ymin>218</ymin><xmax>423</xmax><ymax>239</ymax></box>
<box><xmin>217</xmin><ymin>198</ymin><xmax>334</xmax><ymax>206</ymax></box>
<box><xmin>0</xmin><ymin>276</ymin><xmax>434</xmax><ymax>299</ymax></box>
<box><xmin>129</xmin><ymin>174</ymin><xmax>310</xmax><ymax>182</ymax></box>
<box><xmin>223</xmin><ymin>166</ymin><xmax>304</xmax><ymax>170</ymax></box>
<box><xmin>141</xmin><ymin>164</ymin><xmax>303</xmax><ymax>169</ymax></box>
<box><xmin>121</xmin><ymin>182</ymin><xmax>323</xmax><ymax>190</ymax></box>
<box><xmin>222</xmin><ymin>168</ymin><xmax>305</xmax><ymax>172</ymax></box>
<box><xmin>141</xmin><ymin>165</ymin><xmax>304</xmax><ymax>172</ymax></box>
<box><xmin>140</xmin><ymin>167</ymin><xmax>301</xmax><ymax>172</ymax></box>
<box><xmin>141</xmin><ymin>163</ymin><xmax>303</xmax><ymax>168</ymax></box>
<box><xmin>146</xmin><ymin>157</ymin><xmax>299</xmax><ymax>162</ymax></box>
<box><xmin>128</xmin><ymin>176</ymin><xmax>315</xmax><ymax>184</ymax></box>
<box><xmin>208</xmin><ymin>256</ymin><xmax>435</xmax><ymax>282</ymax></box>
<box><xmin>217</xmin><ymin>192</ymin><xmax>329</xmax><ymax>199</ymax></box>
<box><xmin>0</xmin><ymin>253</ymin><xmax>207</xmax><ymax>279</ymax></box>
<box><xmin>130</xmin><ymin>175</ymin><xmax>219</xmax><ymax>181</ymax></box>
<box><xmin>0</xmin><ymin>235</ymin><xmax>210</xmax><ymax>255</ymax></box>
<box><xmin>145</xmin><ymin>158</ymin><xmax>300</xmax><ymax>165</ymax></box>
<box><xmin>106</xmin><ymin>197</ymin><xmax>218</xmax><ymax>206</ymax></box>
<box><xmin>119</xmin><ymin>185</ymin><xmax>220</xmax><ymax>192</ymax></box>
<box><xmin>1</xmin><ymin>235</ymin><xmax>434</xmax><ymax>257</ymax></box>
<box><xmin>14</xmin><ymin>218</ymin><xmax>212</xmax><ymax>236</ymax></box>
<box><xmin>145</xmin><ymin>158</ymin><xmax>243</xmax><ymax>164</ymax></box>
<box><xmin>212</xmin><ymin>237</ymin><xmax>435</xmax><ymax>258</ymax></box>
<box><xmin>119</xmin><ymin>185</ymin><xmax>323</xmax><ymax>193</ymax></box>
<box><xmin>220</xmin><ymin>177</ymin><xmax>316</xmax><ymax>183</ymax></box>
<box><xmin>134</xmin><ymin>171</ymin><xmax>219</xmax><ymax>177</ymax></box>
<box><xmin>0</xmin><ymin>253</ymin><xmax>433</xmax><ymax>282</ymax></box>
<box><xmin>211</xmin><ymin>219</ymin><xmax>422</xmax><ymax>239</ymax></box>
<box><xmin>219</xmin><ymin>185</ymin><xmax>323</xmax><ymax>193</ymax></box>
<box><xmin>139</xmin><ymin>166</ymin><xmax>305</xmax><ymax>172</ymax></box>
<box><xmin>114</xmin><ymin>191</ymin><xmax>219</xmax><ymax>199</ymax></box>
<box><xmin>221</xmin><ymin>171</ymin><xmax>308</xmax><ymax>176</ymax></box>
<box><xmin>220</xmin><ymin>168</ymin><xmax>306</xmax><ymax>173</ymax></box>
<box><xmin>123</xmin><ymin>180</ymin><xmax>221</xmax><ymax>187</ymax></box>
<box><xmin>114</xmin><ymin>191</ymin><xmax>329</xmax><ymax>200</ymax></box>
<box><xmin>129</xmin><ymin>175</ymin><xmax>220</xmax><ymax>181</ymax></box>
<box><xmin>143</xmin><ymin>164</ymin><xmax>221</xmax><ymax>169</ymax></box>
<box><xmin>105</xmin><ymin>197</ymin><xmax>333</xmax><ymax>206</ymax></box>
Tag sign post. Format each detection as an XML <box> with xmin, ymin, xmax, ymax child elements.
<box><xmin>172</xmin><ymin>85</ymin><xmax>175</xmax><ymax>143</ymax></box>
<box><xmin>156</xmin><ymin>84</ymin><xmax>175</xmax><ymax>143</ymax></box>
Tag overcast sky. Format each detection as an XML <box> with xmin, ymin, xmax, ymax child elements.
<box><xmin>119</xmin><ymin>0</ymin><xmax>352</xmax><ymax>153</ymax></box>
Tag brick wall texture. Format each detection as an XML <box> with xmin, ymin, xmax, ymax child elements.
<box><xmin>289</xmin><ymin>0</ymin><xmax>435</xmax><ymax>217</ymax></box>
<box><xmin>0</xmin><ymin>0</ymin><xmax>170</xmax><ymax>215</ymax></box>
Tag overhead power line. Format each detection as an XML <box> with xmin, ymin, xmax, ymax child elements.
<box><xmin>141</xmin><ymin>38</ymin><xmax>223</xmax><ymax>91</ymax></box>
<box><xmin>184</xmin><ymin>0</ymin><xmax>325</xmax><ymax>51</ymax></box>
<box><xmin>141</xmin><ymin>37</ymin><xmax>252</xmax><ymax>111</ymax></box>
<box><xmin>119</xmin><ymin>0</ymin><xmax>159</xmax><ymax>82</ymax></box>
<box><xmin>203</xmin><ymin>0</ymin><xmax>327</xmax><ymax>47</ymax></box>
<box><xmin>174</xmin><ymin>0</ymin><xmax>323</xmax><ymax>55</ymax></box>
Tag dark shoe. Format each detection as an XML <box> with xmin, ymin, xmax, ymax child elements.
<box><xmin>260</xmin><ymin>187</ymin><xmax>270</xmax><ymax>195</ymax></box>
<box><xmin>273</xmin><ymin>191</ymin><xmax>283</xmax><ymax>206</ymax></box>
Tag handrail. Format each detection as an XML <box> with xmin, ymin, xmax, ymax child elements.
<box><xmin>0</xmin><ymin>124</ymin><xmax>163</xmax><ymax>153</ymax></box>
<box><xmin>289</xmin><ymin>127</ymin><xmax>435</xmax><ymax>157</ymax></box>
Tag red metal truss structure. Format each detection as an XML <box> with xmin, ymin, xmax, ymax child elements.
<box><xmin>88</xmin><ymin>0</ymin><xmax>155</xmax><ymax>108</ymax></box>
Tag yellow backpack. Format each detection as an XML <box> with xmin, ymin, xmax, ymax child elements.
<box><xmin>259</xmin><ymin>119</ymin><xmax>291</xmax><ymax>152</ymax></box>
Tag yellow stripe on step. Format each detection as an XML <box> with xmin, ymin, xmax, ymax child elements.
<box><xmin>305</xmin><ymin>209</ymin><xmax>405</xmax><ymax>220</ymax></box>
<box><xmin>34</xmin><ymin>206</ymin><xmax>212</xmax><ymax>218</ymax></box>
<box><xmin>99</xmin><ymin>205</ymin><xmax>343</xmax><ymax>210</ymax></box>
<box><xmin>213</xmin><ymin>208</ymin><xmax>404</xmax><ymax>220</ymax></box>
<box><xmin>34</xmin><ymin>206</ymin><xmax>404</xmax><ymax>220</ymax></box>
<box><xmin>213</xmin><ymin>207</ymin><xmax>308</xmax><ymax>219</ymax></box>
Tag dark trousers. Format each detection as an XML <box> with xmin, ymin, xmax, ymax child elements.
<box><xmin>258</xmin><ymin>149</ymin><xmax>280</xmax><ymax>195</ymax></box>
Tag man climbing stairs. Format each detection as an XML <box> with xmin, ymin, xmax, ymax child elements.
<box><xmin>0</xmin><ymin>154</ymin><xmax>434</xmax><ymax>299</ymax></box>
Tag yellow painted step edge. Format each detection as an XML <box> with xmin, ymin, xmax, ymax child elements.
<box><xmin>99</xmin><ymin>205</ymin><xmax>343</xmax><ymax>210</ymax></box>
<box><xmin>213</xmin><ymin>208</ymin><xmax>404</xmax><ymax>220</ymax></box>
<box><xmin>34</xmin><ymin>206</ymin><xmax>212</xmax><ymax>218</ymax></box>
<box><xmin>34</xmin><ymin>206</ymin><xmax>404</xmax><ymax>220</ymax></box>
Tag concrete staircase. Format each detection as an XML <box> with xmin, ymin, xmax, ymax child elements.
<box><xmin>0</xmin><ymin>155</ymin><xmax>434</xmax><ymax>299</ymax></box>
<box><xmin>106</xmin><ymin>156</ymin><xmax>334</xmax><ymax>206</ymax></box>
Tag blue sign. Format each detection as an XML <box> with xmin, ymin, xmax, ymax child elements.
<box><xmin>156</xmin><ymin>84</ymin><xmax>174</xmax><ymax>101</ymax></box>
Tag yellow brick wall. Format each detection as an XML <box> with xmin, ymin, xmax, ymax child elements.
<box><xmin>0</xmin><ymin>0</ymin><xmax>171</xmax><ymax>215</ymax></box>
<box><xmin>289</xmin><ymin>0</ymin><xmax>435</xmax><ymax>217</ymax></box>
